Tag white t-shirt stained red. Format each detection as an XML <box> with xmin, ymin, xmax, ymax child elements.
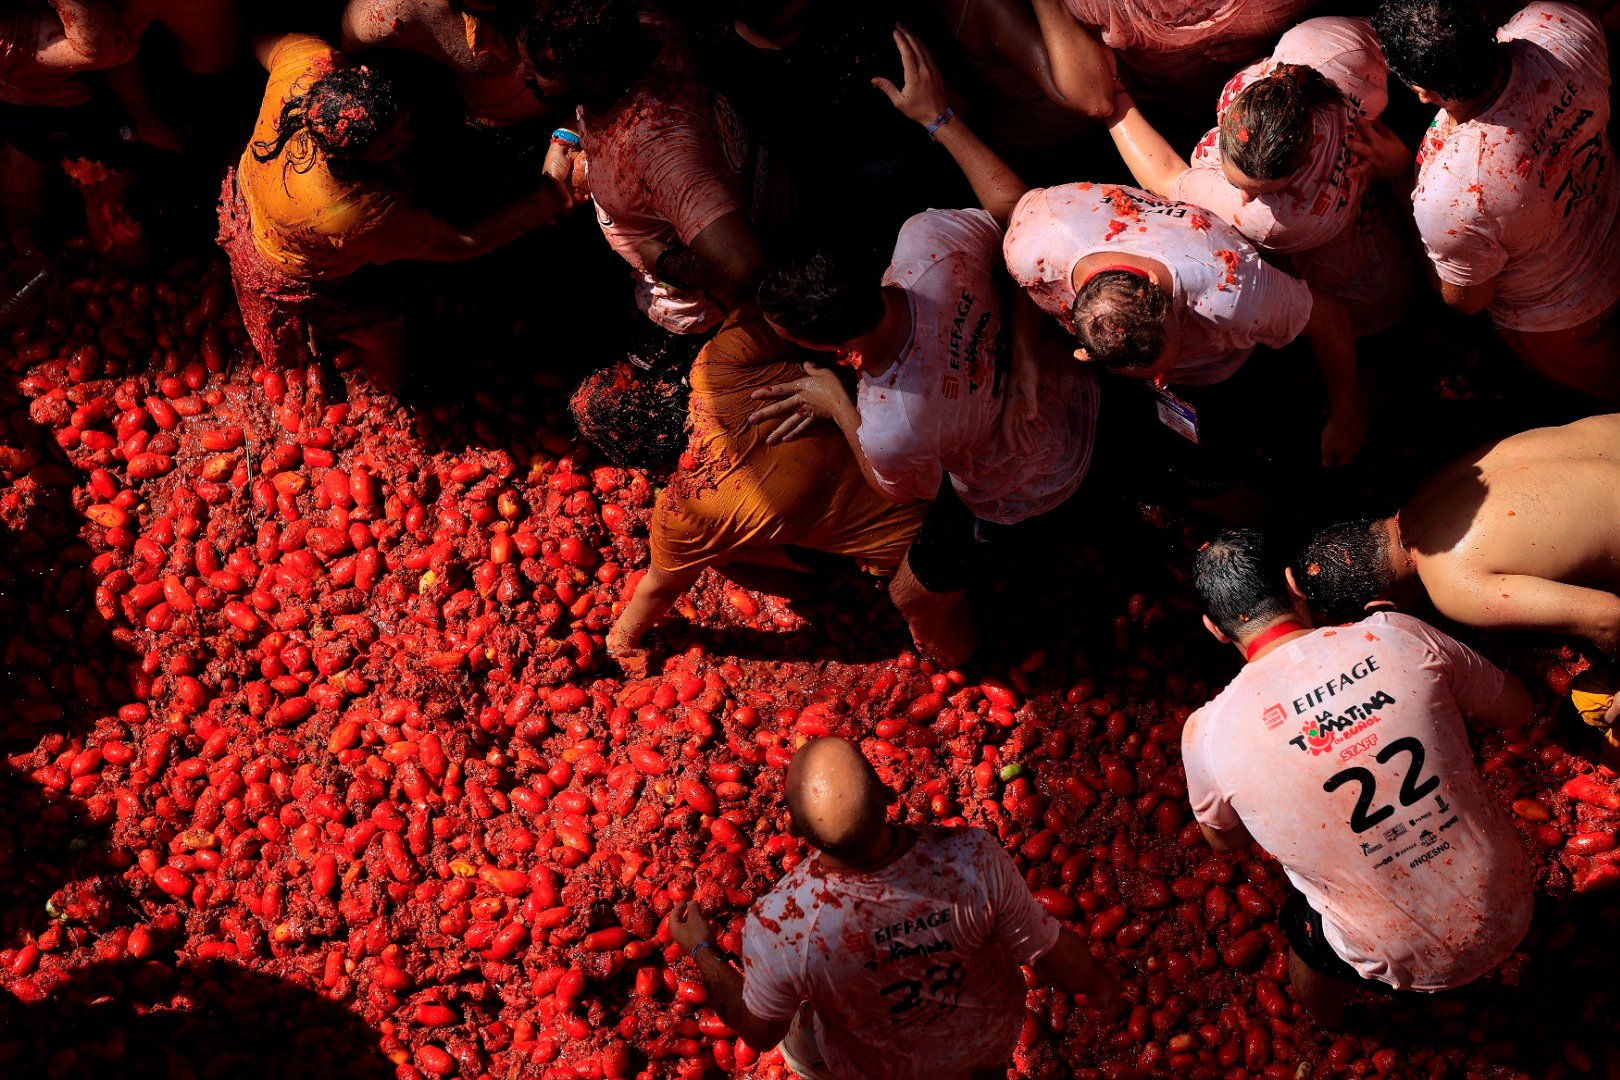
<box><xmin>1182</xmin><ymin>612</ymin><xmax>1534</xmax><ymax>991</ymax></box>
<box><xmin>1411</xmin><ymin>2</ymin><xmax>1620</xmax><ymax>333</ymax></box>
<box><xmin>1171</xmin><ymin>17</ymin><xmax>1414</xmax><ymax>334</ymax></box>
<box><xmin>581</xmin><ymin>16</ymin><xmax>759</xmax><ymax>333</ymax></box>
<box><xmin>1003</xmin><ymin>183</ymin><xmax>1313</xmax><ymax>385</ymax></box>
<box><xmin>742</xmin><ymin>826</ymin><xmax>1062</xmax><ymax>1080</ymax></box>
<box><xmin>859</xmin><ymin>208</ymin><xmax>1099</xmax><ymax>525</ymax></box>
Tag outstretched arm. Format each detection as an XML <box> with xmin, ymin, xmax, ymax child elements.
<box><xmin>970</xmin><ymin>0</ymin><xmax>1114</xmax><ymax>119</ymax></box>
<box><xmin>1103</xmin><ymin>88</ymin><xmax>1190</xmax><ymax>199</ymax></box>
<box><xmin>1032</xmin><ymin>928</ymin><xmax>1124</xmax><ymax>1010</ymax></box>
<box><xmin>875</xmin><ymin>25</ymin><xmax>1029</xmax><ymax>226</ymax></box>
<box><xmin>607</xmin><ymin>562</ymin><xmax>702</xmax><ymax>671</ymax></box>
<box><xmin>1302</xmin><ymin>287</ymin><xmax>1365</xmax><ymax>467</ymax></box>
<box><xmin>669</xmin><ymin>903</ymin><xmax>793</xmax><ymax>1053</ymax></box>
<box><xmin>1429</xmin><ymin>573</ymin><xmax>1620</xmax><ymax>657</ymax></box>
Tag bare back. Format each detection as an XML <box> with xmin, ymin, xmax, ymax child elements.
<box><xmin>340</xmin><ymin>0</ymin><xmax>543</xmax><ymax>124</ymax></box>
<box><xmin>1405</xmin><ymin>414</ymin><xmax>1620</xmax><ymax>650</ymax></box>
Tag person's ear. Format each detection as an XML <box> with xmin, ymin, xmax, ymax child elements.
<box><xmin>1284</xmin><ymin>566</ymin><xmax>1306</xmax><ymax>603</ymax></box>
<box><xmin>1073</xmin><ymin>348</ymin><xmax>1092</xmax><ymax>363</ymax></box>
<box><xmin>1201</xmin><ymin>614</ymin><xmax>1231</xmax><ymax>644</ymax></box>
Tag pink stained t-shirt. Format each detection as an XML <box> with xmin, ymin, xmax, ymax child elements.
<box><xmin>1182</xmin><ymin>612</ymin><xmax>1534</xmax><ymax>992</ymax></box>
<box><xmin>1003</xmin><ymin>183</ymin><xmax>1313</xmax><ymax>385</ymax></box>
<box><xmin>1411</xmin><ymin>2</ymin><xmax>1620</xmax><ymax>333</ymax></box>
<box><xmin>1064</xmin><ymin>0</ymin><xmax>1313</xmax><ymax>90</ymax></box>
<box><xmin>1171</xmin><ymin>17</ymin><xmax>1413</xmax><ymax>335</ymax></box>
<box><xmin>858</xmin><ymin>208</ymin><xmax>1100</xmax><ymax>525</ymax></box>
<box><xmin>580</xmin><ymin>17</ymin><xmax>759</xmax><ymax>334</ymax></box>
<box><xmin>742</xmin><ymin>826</ymin><xmax>1061</xmax><ymax>1080</ymax></box>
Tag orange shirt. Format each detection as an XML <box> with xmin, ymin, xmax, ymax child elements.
<box><xmin>651</xmin><ymin>309</ymin><xmax>928</xmax><ymax>577</ymax></box>
<box><xmin>237</xmin><ymin>35</ymin><xmax>433</xmax><ymax>281</ymax></box>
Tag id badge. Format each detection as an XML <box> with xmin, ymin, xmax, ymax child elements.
<box><xmin>1151</xmin><ymin>384</ymin><xmax>1200</xmax><ymax>444</ymax></box>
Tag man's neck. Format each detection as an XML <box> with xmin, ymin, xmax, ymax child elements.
<box><xmin>847</xmin><ymin>288</ymin><xmax>910</xmax><ymax>379</ymax></box>
<box><xmin>1237</xmin><ymin>616</ymin><xmax>1311</xmax><ymax>664</ymax></box>
<box><xmin>818</xmin><ymin>825</ymin><xmax>913</xmax><ymax>872</ymax></box>
<box><xmin>1444</xmin><ymin>56</ymin><xmax>1510</xmax><ymax>124</ymax></box>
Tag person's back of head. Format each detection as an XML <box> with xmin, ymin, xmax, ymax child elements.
<box><xmin>785</xmin><ymin>737</ymin><xmax>892</xmax><ymax>864</ymax></box>
<box><xmin>1195</xmin><ymin>528</ymin><xmax>1295</xmax><ymax>640</ymax></box>
<box><xmin>1295</xmin><ymin>518</ymin><xmax>1396</xmax><ymax>625</ymax></box>
<box><xmin>1373</xmin><ymin>0</ymin><xmax>1500</xmax><ymax>102</ymax></box>
<box><xmin>1219</xmin><ymin>64</ymin><xmax>1343</xmax><ymax>183</ymax></box>
<box><xmin>756</xmin><ymin>250</ymin><xmax>884</xmax><ymax>348</ymax></box>
<box><xmin>569</xmin><ymin>360</ymin><xmax>691</xmax><ymax>470</ymax></box>
<box><xmin>1070</xmin><ymin>270</ymin><xmax>1168</xmax><ymax>373</ymax></box>
<box><xmin>516</xmin><ymin>0</ymin><xmax>651</xmax><ymax>110</ymax></box>
<box><xmin>252</xmin><ymin>66</ymin><xmax>401</xmax><ymax>177</ymax></box>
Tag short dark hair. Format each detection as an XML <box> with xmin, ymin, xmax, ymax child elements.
<box><xmin>1195</xmin><ymin>529</ymin><xmax>1294</xmax><ymax>639</ymax></box>
<box><xmin>251</xmin><ymin>67</ymin><xmax>400</xmax><ymax>175</ymax></box>
<box><xmin>756</xmin><ymin>251</ymin><xmax>884</xmax><ymax>346</ymax></box>
<box><xmin>517</xmin><ymin>0</ymin><xmax>648</xmax><ymax>105</ymax></box>
<box><xmin>569</xmin><ymin>361</ymin><xmax>690</xmax><ymax>470</ymax></box>
<box><xmin>1295</xmin><ymin>518</ymin><xmax>1396</xmax><ymax>625</ymax></box>
<box><xmin>1373</xmin><ymin>0</ymin><xmax>1501</xmax><ymax>102</ymax></box>
<box><xmin>1219</xmin><ymin>64</ymin><xmax>1342</xmax><ymax>182</ymax></box>
<box><xmin>1070</xmin><ymin>270</ymin><xmax>1168</xmax><ymax>372</ymax></box>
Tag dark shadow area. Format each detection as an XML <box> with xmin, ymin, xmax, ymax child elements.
<box><xmin>0</xmin><ymin>959</ymin><xmax>394</xmax><ymax>1078</ymax></box>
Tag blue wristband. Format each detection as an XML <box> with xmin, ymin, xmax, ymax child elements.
<box><xmin>925</xmin><ymin>107</ymin><xmax>956</xmax><ymax>141</ymax></box>
<box><xmin>690</xmin><ymin>940</ymin><xmax>715</xmax><ymax>961</ymax></box>
<box><xmin>550</xmin><ymin>127</ymin><xmax>582</xmax><ymax>146</ymax></box>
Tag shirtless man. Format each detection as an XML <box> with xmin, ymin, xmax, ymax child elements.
<box><xmin>341</xmin><ymin>0</ymin><xmax>546</xmax><ymax>126</ymax></box>
<box><xmin>1295</xmin><ymin>414</ymin><xmax>1620</xmax><ymax>661</ymax></box>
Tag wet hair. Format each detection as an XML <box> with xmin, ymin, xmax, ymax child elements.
<box><xmin>1295</xmin><ymin>518</ymin><xmax>1397</xmax><ymax>625</ymax></box>
<box><xmin>1219</xmin><ymin>64</ymin><xmax>1343</xmax><ymax>182</ymax></box>
<box><xmin>1373</xmin><ymin>0</ymin><xmax>1501</xmax><ymax>102</ymax></box>
<box><xmin>516</xmin><ymin>0</ymin><xmax>651</xmax><ymax>109</ymax></box>
<box><xmin>568</xmin><ymin>361</ymin><xmax>690</xmax><ymax>470</ymax></box>
<box><xmin>756</xmin><ymin>251</ymin><xmax>884</xmax><ymax>346</ymax></box>
<box><xmin>251</xmin><ymin>67</ymin><xmax>400</xmax><ymax>179</ymax></box>
<box><xmin>1195</xmin><ymin>529</ymin><xmax>1294</xmax><ymax>640</ymax></box>
<box><xmin>1070</xmin><ymin>270</ymin><xmax>1168</xmax><ymax>372</ymax></box>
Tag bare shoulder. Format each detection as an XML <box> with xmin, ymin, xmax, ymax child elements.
<box><xmin>342</xmin><ymin>0</ymin><xmax>418</xmax><ymax>47</ymax></box>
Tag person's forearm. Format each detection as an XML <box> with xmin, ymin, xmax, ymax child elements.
<box><xmin>695</xmin><ymin>950</ymin><xmax>785</xmax><ymax>1052</ymax></box>
<box><xmin>1034</xmin><ymin>929</ymin><xmax>1123</xmax><ymax>1004</ymax></box>
<box><xmin>103</xmin><ymin>59</ymin><xmax>158</xmax><ymax>123</ymax></box>
<box><xmin>1030</xmin><ymin>0</ymin><xmax>1115</xmax><ymax>117</ymax></box>
<box><xmin>1473</xmin><ymin>673</ymin><xmax>1533</xmax><ymax>731</ymax></box>
<box><xmin>611</xmin><ymin>565</ymin><xmax>698</xmax><ymax>647</ymax></box>
<box><xmin>827</xmin><ymin>391</ymin><xmax>900</xmax><ymax>501</ymax></box>
<box><xmin>1104</xmin><ymin>92</ymin><xmax>1190</xmax><ymax>199</ymax></box>
<box><xmin>440</xmin><ymin>185</ymin><xmax>565</xmax><ymax>262</ymax></box>
<box><xmin>1303</xmin><ymin>289</ymin><xmax>1359</xmax><ymax>419</ymax></box>
<box><xmin>929</xmin><ymin>117</ymin><xmax>1030</xmax><ymax>228</ymax></box>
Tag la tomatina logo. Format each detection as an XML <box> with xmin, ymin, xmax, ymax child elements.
<box><xmin>1291</xmin><ymin>690</ymin><xmax>1397</xmax><ymax>754</ymax></box>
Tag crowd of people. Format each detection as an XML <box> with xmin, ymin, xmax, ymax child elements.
<box><xmin>4</xmin><ymin>0</ymin><xmax>1620</xmax><ymax>1075</ymax></box>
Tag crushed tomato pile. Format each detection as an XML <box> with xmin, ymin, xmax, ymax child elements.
<box><xmin>4</xmin><ymin>246</ymin><xmax>1620</xmax><ymax>1080</ymax></box>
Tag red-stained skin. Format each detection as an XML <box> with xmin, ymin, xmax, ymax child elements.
<box><xmin>0</xmin><ymin>246</ymin><xmax>1618</xmax><ymax>1080</ymax></box>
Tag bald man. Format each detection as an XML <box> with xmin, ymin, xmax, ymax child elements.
<box><xmin>1296</xmin><ymin>414</ymin><xmax>1620</xmax><ymax>658</ymax></box>
<box><xmin>669</xmin><ymin>737</ymin><xmax>1121</xmax><ymax>1080</ymax></box>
